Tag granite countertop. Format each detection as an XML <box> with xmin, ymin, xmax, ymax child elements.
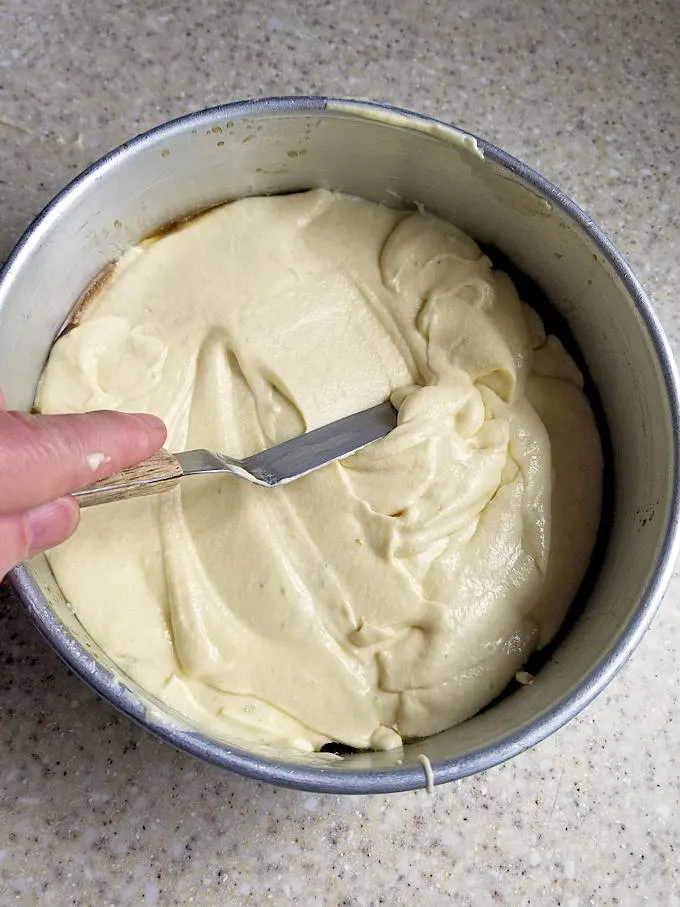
<box><xmin>1</xmin><ymin>0</ymin><xmax>679</xmax><ymax>903</ymax></box>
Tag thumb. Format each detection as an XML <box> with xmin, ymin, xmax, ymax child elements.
<box><xmin>0</xmin><ymin>496</ymin><xmax>80</xmax><ymax>581</ymax></box>
<box><xmin>0</xmin><ymin>409</ymin><xmax>167</xmax><ymax>514</ymax></box>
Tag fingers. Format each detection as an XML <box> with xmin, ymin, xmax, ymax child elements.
<box><xmin>0</xmin><ymin>409</ymin><xmax>167</xmax><ymax>515</ymax></box>
<box><xmin>0</xmin><ymin>390</ymin><xmax>166</xmax><ymax>579</ymax></box>
<box><xmin>0</xmin><ymin>496</ymin><xmax>80</xmax><ymax>579</ymax></box>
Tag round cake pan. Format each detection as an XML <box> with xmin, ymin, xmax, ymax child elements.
<box><xmin>1</xmin><ymin>97</ymin><xmax>678</xmax><ymax>793</ymax></box>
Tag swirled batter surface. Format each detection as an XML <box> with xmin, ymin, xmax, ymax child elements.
<box><xmin>37</xmin><ymin>189</ymin><xmax>602</xmax><ymax>752</ymax></box>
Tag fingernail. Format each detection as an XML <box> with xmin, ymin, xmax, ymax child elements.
<box><xmin>133</xmin><ymin>412</ymin><xmax>165</xmax><ymax>429</ymax></box>
<box><xmin>132</xmin><ymin>412</ymin><xmax>167</xmax><ymax>440</ymax></box>
<box><xmin>25</xmin><ymin>497</ymin><xmax>80</xmax><ymax>556</ymax></box>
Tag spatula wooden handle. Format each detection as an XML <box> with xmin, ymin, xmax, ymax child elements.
<box><xmin>73</xmin><ymin>449</ymin><xmax>183</xmax><ymax>508</ymax></box>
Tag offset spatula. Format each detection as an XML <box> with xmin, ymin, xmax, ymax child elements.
<box><xmin>73</xmin><ymin>401</ymin><xmax>398</xmax><ymax>508</ymax></box>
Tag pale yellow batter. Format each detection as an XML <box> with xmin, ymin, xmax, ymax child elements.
<box><xmin>36</xmin><ymin>189</ymin><xmax>602</xmax><ymax>753</ymax></box>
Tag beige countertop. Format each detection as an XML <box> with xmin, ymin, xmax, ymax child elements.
<box><xmin>1</xmin><ymin>0</ymin><xmax>679</xmax><ymax>903</ymax></box>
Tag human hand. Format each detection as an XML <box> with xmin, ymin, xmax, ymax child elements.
<box><xmin>0</xmin><ymin>389</ymin><xmax>166</xmax><ymax>581</ymax></box>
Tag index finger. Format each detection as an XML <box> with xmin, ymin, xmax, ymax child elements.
<box><xmin>0</xmin><ymin>409</ymin><xmax>167</xmax><ymax>514</ymax></box>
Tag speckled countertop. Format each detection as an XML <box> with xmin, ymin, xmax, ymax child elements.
<box><xmin>1</xmin><ymin>0</ymin><xmax>679</xmax><ymax>904</ymax></box>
